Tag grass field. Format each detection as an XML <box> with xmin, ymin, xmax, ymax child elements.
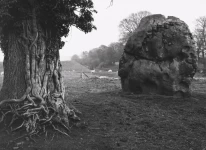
<box><xmin>1</xmin><ymin>71</ymin><xmax>206</xmax><ymax>150</ymax></box>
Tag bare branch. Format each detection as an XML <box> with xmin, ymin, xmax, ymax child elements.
<box><xmin>119</xmin><ymin>11</ymin><xmax>151</xmax><ymax>43</ymax></box>
<box><xmin>194</xmin><ymin>16</ymin><xmax>206</xmax><ymax>58</ymax></box>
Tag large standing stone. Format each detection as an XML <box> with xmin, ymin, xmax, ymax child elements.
<box><xmin>118</xmin><ymin>14</ymin><xmax>197</xmax><ymax>97</ymax></box>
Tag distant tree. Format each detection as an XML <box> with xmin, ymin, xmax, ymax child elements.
<box><xmin>96</xmin><ymin>45</ymin><xmax>108</xmax><ymax>63</ymax></box>
<box><xmin>71</xmin><ymin>54</ymin><xmax>80</xmax><ymax>63</ymax></box>
<box><xmin>194</xmin><ymin>30</ymin><xmax>203</xmax><ymax>60</ymax></box>
<box><xmin>108</xmin><ymin>42</ymin><xmax>124</xmax><ymax>62</ymax></box>
<box><xmin>0</xmin><ymin>0</ymin><xmax>96</xmax><ymax>134</ymax></box>
<box><xmin>79</xmin><ymin>43</ymin><xmax>124</xmax><ymax>69</ymax></box>
<box><xmin>80</xmin><ymin>51</ymin><xmax>90</xmax><ymax>67</ymax></box>
<box><xmin>194</xmin><ymin>16</ymin><xmax>206</xmax><ymax>59</ymax></box>
<box><xmin>88</xmin><ymin>49</ymin><xmax>101</xmax><ymax>69</ymax></box>
<box><xmin>104</xmin><ymin>47</ymin><xmax>116</xmax><ymax>65</ymax></box>
<box><xmin>119</xmin><ymin>11</ymin><xmax>151</xmax><ymax>43</ymax></box>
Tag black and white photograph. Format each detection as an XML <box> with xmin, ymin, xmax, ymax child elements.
<box><xmin>0</xmin><ymin>0</ymin><xmax>206</xmax><ymax>149</ymax></box>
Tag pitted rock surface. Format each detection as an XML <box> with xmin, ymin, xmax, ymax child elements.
<box><xmin>118</xmin><ymin>14</ymin><xmax>197</xmax><ymax>96</ymax></box>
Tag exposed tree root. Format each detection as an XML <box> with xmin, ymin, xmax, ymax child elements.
<box><xmin>0</xmin><ymin>7</ymin><xmax>82</xmax><ymax>140</ymax></box>
<box><xmin>0</xmin><ymin>93</ymin><xmax>81</xmax><ymax>139</ymax></box>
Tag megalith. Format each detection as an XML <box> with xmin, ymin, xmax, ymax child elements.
<box><xmin>118</xmin><ymin>14</ymin><xmax>197</xmax><ymax>97</ymax></box>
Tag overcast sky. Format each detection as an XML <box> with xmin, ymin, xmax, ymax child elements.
<box><xmin>0</xmin><ymin>0</ymin><xmax>205</xmax><ymax>61</ymax></box>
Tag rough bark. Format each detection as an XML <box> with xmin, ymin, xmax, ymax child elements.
<box><xmin>0</xmin><ymin>8</ymin><xmax>79</xmax><ymax>136</ymax></box>
<box><xmin>0</xmin><ymin>32</ymin><xmax>26</xmax><ymax>99</ymax></box>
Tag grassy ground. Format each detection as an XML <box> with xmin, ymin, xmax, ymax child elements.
<box><xmin>1</xmin><ymin>72</ymin><xmax>206</xmax><ymax>150</ymax></box>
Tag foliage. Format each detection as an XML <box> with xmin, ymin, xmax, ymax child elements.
<box><xmin>0</xmin><ymin>0</ymin><xmax>97</xmax><ymax>53</ymax></box>
<box><xmin>119</xmin><ymin>11</ymin><xmax>151</xmax><ymax>43</ymax></box>
<box><xmin>71</xmin><ymin>54</ymin><xmax>81</xmax><ymax>63</ymax></box>
<box><xmin>0</xmin><ymin>0</ymin><xmax>97</xmax><ymax>137</ymax></box>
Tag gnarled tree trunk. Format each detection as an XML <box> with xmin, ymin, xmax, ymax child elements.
<box><xmin>0</xmin><ymin>8</ymin><xmax>79</xmax><ymax>135</ymax></box>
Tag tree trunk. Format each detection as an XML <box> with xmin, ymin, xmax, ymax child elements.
<box><xmin>0</xmin><ymin>9</ymin><xmax>79</xmax><ymax>134</ymax></box>
<box><xmin>0</xmin><ymin>32</ymin><xmax>26</xmax><ymax>100</ymax></box>
<box><xmin>197</xmin><ymin>48</ymin><xmax>200</xmax><ymax>60</ymax></box>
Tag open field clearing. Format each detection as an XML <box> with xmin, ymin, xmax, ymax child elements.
<box><xmin>1</xmin><ymin>72</ymin><xmax>206</xmax><ymax>150</ymax></box>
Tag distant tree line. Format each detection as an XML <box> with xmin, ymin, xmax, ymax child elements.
<box><xmin>71</xmin><ymin>42</ymin><xmax>124</xmax><ymax>69</ymax></box>
<box><xmin>71</xmin><ymin>10</ymin><xmax>206</xmax><ymax>70</ymax></box>
<box><xmin>193</xmin><ymin>16</ymin><xmax>206</xmax><ymax>59</ymax></box>
<box><xmin>192</xmin><ymin>16</ymin><xmax>206</xmax><ymax>70</ymax></box>
<box><xmin>71</xmin><ymin>11</ymin><xmax>152</xmax><ymax>69</ymax></box>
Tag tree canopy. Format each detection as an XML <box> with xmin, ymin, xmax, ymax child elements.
<box><xmin>0</xmin><ymin>0</ymin><xmax>97</xmax><ymax>136</ymax></box>
<box><xmin>0</xmin><ymin>0</ymin><xmax>97</xmax><ymax>53</ymax></box>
